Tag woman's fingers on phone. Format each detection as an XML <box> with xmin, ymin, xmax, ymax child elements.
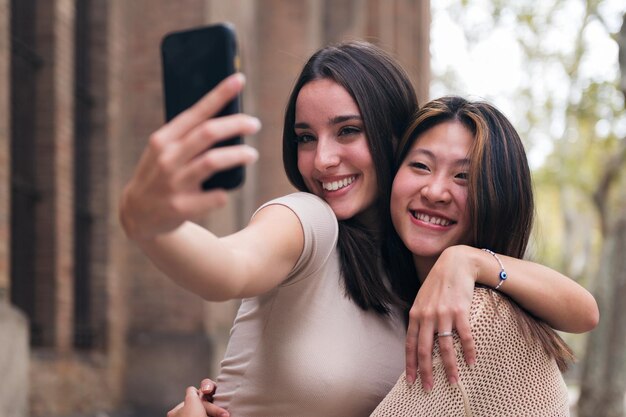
<box><xmin>162</xmin><ymin>73</ymin><xmax>246</xmax><ymax>141</ymax></box>
<box><xmin>193</xmin><ymin>73</ymin><xmax>245</xmax><ymax>118</ymax></box>
<box><xmin>176</xmin><ymin>144</ymin><xmax>258</xmax><ymax>189</ymax></box>
<box><xmin>173</xmin><ymin>114</ymin><xmax>261</xmax><ymax>166</ymax></box>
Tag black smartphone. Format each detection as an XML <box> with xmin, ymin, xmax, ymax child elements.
<box><xmin>161</xmin><ymin>22</ymin><xmax>244</xmax><ymax>190</ymax></box>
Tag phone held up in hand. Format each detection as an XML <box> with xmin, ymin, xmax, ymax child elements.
<box><xmin>161</xmin><ymin>22</ymin><xmax>244</xmax><ymax>190</ymax></box>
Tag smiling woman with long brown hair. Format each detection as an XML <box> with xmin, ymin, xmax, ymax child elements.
<box><xmin>372</xmin><ymin>96</ymin><xmax>574</xmax><ymax>416</ymax></box>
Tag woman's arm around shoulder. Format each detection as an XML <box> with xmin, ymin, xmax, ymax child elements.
<box><xmin>464</xmin><ymin>245</ymin><xmax>599</xmax><ymax>333</ymax></box>
<box><xmin>405</xmin><ymin>244</ymin><xmax>598</xmax><ymax>391</ymax></box>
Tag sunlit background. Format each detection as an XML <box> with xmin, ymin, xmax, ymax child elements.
<box><xmin>431</xmin><ymin>3</ymin><xmax>626</xmax><ymax>415</ymax></box>
<box><xmin>1</xmin><ymin>1</ymin><xmax>625</xmax><ymax>416</ymax></box>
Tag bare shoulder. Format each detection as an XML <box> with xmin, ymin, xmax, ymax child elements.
<box><xmin>249</xmin><ymin>192</ymin><xmax>337</xmax><ymax>246</ymax></box>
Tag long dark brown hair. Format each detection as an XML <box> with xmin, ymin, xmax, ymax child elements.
<box><xmin>283</xmin><ymin>41</ymin><xmax>418</xmax><ymax>315</ymax></box>
<box><xmin>387</xmin><ymin>96</ymin><xmax>574</xmax><ymax>370</ymax></box>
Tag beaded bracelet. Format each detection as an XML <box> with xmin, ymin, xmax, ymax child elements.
<box><xmin>481</xmin><ymin>248</ymin><xmax>508</xmax><ymax>290</ymax></box>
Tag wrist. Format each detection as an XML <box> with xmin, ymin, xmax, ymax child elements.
<box><xmin>119</xmin><ymin>193</ymin><xmax>136</xmax><ymax>239</ymax></box>
<box><xmin>119</xmin><ymin>189</ymin><xmax>151</xmax><ymax>242</ymax></box>
<box><xmin>443</xmin><ymin>245</ymin><xmax>482</xmax><ymax>284</ymax></box>
<box><xmin>457</xmin><ymin>245</ymin><xmax>490</xmax><ymax>285</ymax></box>
<box><xmin>479</xmin><ymin>248</ymin><xmax>508</xmax><ymax>290</ymax></box>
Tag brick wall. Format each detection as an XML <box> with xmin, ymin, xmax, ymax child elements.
<box><xmin>104</xmin><ymin>0</ymin><xmax>130</xmax><ymax>406</ymax></box>
<box><xmin>28</xmin><ymin>0</ymin><xmax>75</xmax><ymax>350</ymax></box>
<box><xmin>121</xmin><ymin>0</ymin><xmax>210</xmax><ymax>335</ymax></box>
<box><xmin>2</xmin><ymin>1</ymin><xmax>431</xmax><ymax>416</ymax></box>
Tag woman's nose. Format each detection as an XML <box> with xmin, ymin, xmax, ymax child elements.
<box><xmin>314</xmin><ymin>137</ymin><xmax>341</xmax><ymax>170</ymax></box>
<box><xmin>421</xmin><ymin>177</ymin><xmax>452</xmax><ymax>204</ymax></box>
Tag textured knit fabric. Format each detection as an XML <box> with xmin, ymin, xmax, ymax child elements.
<box><xmin>213</xmin><ymin>192</ymin><xmax>406</xmax><ymax>417</ymax></box>
<box><xmin>370</xmin><ymin>287</ymin><xmax>570</xmax><ymax>417</ymax></box>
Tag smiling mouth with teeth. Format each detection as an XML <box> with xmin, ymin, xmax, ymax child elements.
<box><xmin>322</xmin><ymin>176</ymin><xmax>356</xmax><ymax>191</ymax></box>
<box><xmin>411</xmin><ymin>211</ymin><xmax>453</xmax><ymax>226</ymax></box>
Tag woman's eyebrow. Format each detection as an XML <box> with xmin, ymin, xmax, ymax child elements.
<box><xmin>294</xmin><ymin>114</ymin><xmax>362</xmax><ymax>130</ymax></box>
<box><xmin>407</xmin><ymin>148</ymin><xmax>434</xmax><ymax>159</ymax></box>
<box><xmin>329</xmin><ymin>114</ymin><xmax>362</xmax><ymax>124</ymax></box>
<box><xmin>407</xmin><ymin>148</ymin><xmax>470</xmax><ymax>165</ymax></box>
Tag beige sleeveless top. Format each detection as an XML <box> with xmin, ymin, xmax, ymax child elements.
<box><xmin>214</xmin><ymin>193</ymin><xmax>406</xmax><ymax>417</ymax></box>
<box><xmin>370</xmin><ymin>287</ymin><xmax>570</xmax><ymax>417</ymax></box>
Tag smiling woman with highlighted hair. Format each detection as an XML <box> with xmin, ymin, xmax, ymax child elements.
<box><xmin>372</xmin><ymin>96</ymin><xmax>573</xmax><ymax>417</ymax></box>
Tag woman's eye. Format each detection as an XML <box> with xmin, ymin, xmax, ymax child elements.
<box><xmin>339</xmin><ymin>126</ymin><xmax>361</xmax><ymax>136</ymax></box>
<box><xmin>409</xmin><ymin>161</ymin><xmax>429</xmax><ymax>171</ymax></box>
<box><xmin>455</xmin><ymin>172</ymin><xmax>469</xmax><ymax>180</ymax></box>
<box><xmin>295</xmin><ymin>134</ymin><xmax>315</xmax><ymax>144</ymax></box>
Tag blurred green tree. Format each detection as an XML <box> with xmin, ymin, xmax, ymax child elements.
<box><xmin>578</xmin><ymin>12</ymin><xmax>626</xmax><ymax>417</ymax></box>
<box><xmin>432</xmin><ymin>1</ymin><xmax>626</xmax><ymax>415</ymax></box>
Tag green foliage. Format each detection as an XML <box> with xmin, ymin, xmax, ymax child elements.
<box><xmin>433</xmin><ymin>0</ymin><xmax>626</xmax><ymax>281</ymax></box>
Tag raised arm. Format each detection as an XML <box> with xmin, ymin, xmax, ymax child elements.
<box><xmin>119</xmin><ymin>74</ymin><xmax>304</xmax><ymax>301</ymax></box>
<box><xmin>129</xmin><ymin>204</ymin><xmax>304</xmax><ymax>301</ymax></box>
<box><xmin>405</xmin><ymin>244</ymin><xmax>598</xmax><ymax>390</ymax></box>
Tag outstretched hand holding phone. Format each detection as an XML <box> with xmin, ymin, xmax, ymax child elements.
<box><xmin>119</xmin><ymin>73</ymin><xmax>260</xmax><ymax>242</ymax></box>
<box><xmin>161</xmin><ymin>23</ymin><xmax>247</xmax><ymax>190</ymax></box>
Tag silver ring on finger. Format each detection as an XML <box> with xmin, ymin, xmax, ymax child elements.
<box><xmin>437</xmin><ymin>331</ymin><xmax>454</xmax><ymax>337</ymax></box>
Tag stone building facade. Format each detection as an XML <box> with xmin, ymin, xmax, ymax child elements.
<box><xmin>0</xmin><ymin>1</ymin><xmax>430</xmax><ymax>416</ymax></box>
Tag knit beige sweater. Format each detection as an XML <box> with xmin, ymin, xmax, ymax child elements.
<box><xmin>370</xmin><ymin>287</ymin><xmax>570</xmax><ymax>417</ymax></box>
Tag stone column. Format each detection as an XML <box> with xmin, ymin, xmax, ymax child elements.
<box><xmin>364</xmin><ymin>0</ymin><xmax>431</xmax><ymax>103</ymax></box>
<box><xmin>31</xmin><ymin>0</ymin><xmax>76</xmax><ymax>351</ymax></box>
<box><xmin>0</xmin><ymin>6</ymin><xmax>30</xmax><ymax>417</ymax></box>
<box><xmin>0</xmin><ymin>303</ymin><xmax>29</xmax><ymax>417</ymax></box>
<box><xmin>254</xmin><ymin>0</ymin><xmax>322</xmax><ymax>207</ymax></box>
